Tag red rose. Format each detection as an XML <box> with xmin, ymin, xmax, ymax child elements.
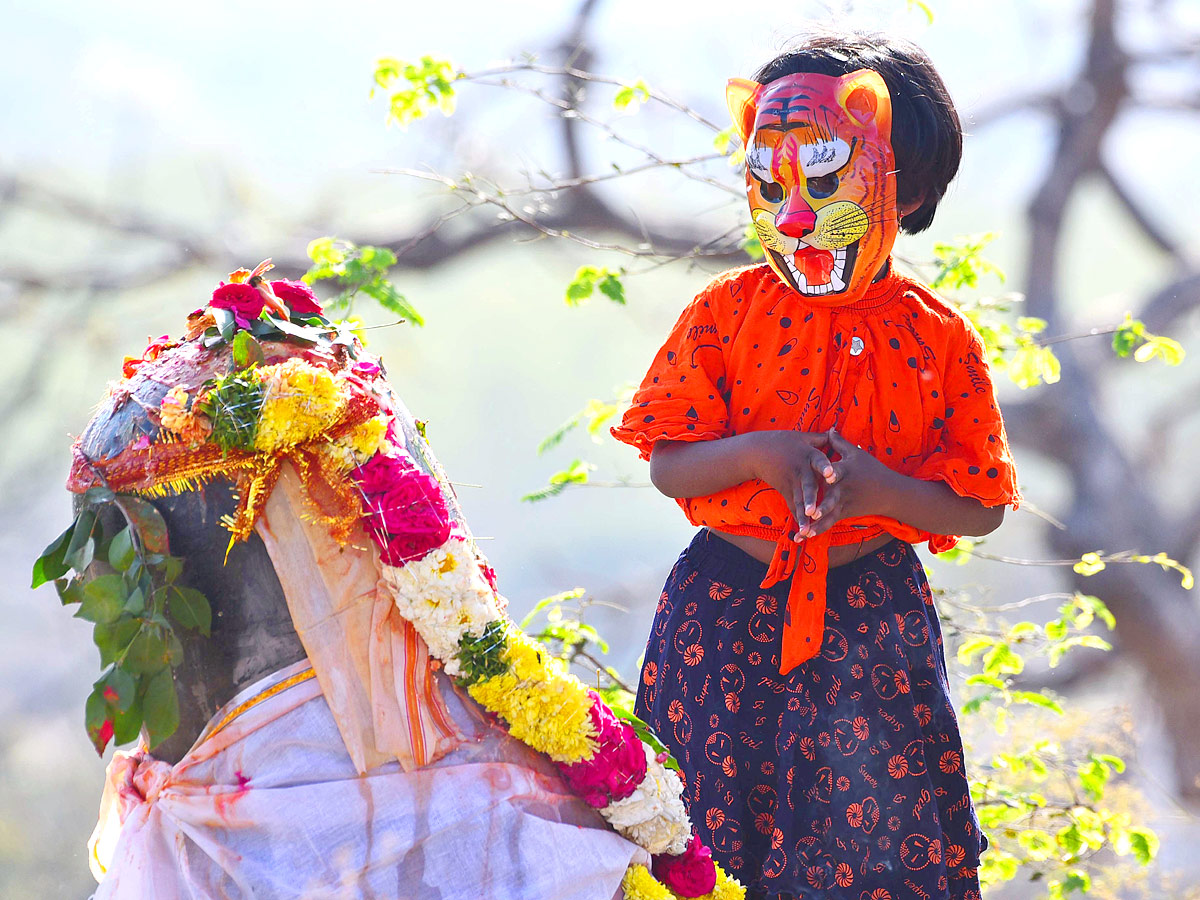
<box><xmin>353</xmin><ymin>453</ymin><xmax>413</xmax><ymax>496</ymax></box>
<box><xmin>652</xmin><ymin>832</ymin><xmax>718</xmax><ymax>897</ymax></box>
<box><xmin>353</xmin><ymin>453</ymin><xmax>451</xmax><ymax>564</ymax></box>
<box><xmin>558</xmin><ymin>692</ymin><xmax>648</xmax><ymax>807</ymax></box>
<box><xmin>270</xmin><ymin>279</ymin><xmax>323</xmax><ymax>316</ymax></box>
<box><xmin>210</xmin><ymin>282</ymin><xmax>265</xmax><ymax>328</ymax></box>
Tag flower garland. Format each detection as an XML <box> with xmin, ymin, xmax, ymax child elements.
<box><xmin>357</xmin><ymin>446</ymin><xmax>746</xmax><ymax>898</ymax></box>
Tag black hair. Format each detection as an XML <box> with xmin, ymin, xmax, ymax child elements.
<box><xmin>753</xmin><ymin>31</ymin><xmax>961</xmax><ymax>234</ymax></box>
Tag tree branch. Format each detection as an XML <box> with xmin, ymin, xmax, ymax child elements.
<box><xmin>1095</xmin><ymin>162</ymin><xmax>1183</xmax><ymax>260</ymax></box>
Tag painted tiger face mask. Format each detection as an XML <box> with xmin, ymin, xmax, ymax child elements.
<box><xmin>727</xmin><ymin>69</ymin><xmax>898</xmax><ymax>304</ymax></box>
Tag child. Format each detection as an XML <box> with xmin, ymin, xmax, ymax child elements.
<box><xmin>610</xmin><ymin>32</ymin><xmax>1019</xmax><ymax>900</ymax></box>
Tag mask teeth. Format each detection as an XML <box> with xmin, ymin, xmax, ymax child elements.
<box><xmin>831</xmin><ymin>247</ymin><xmax>847</xmax><ymax>291</ymax></box>
<box><xmin>784</xmin><ymin>245</ymin><xmax>852</xmax><ymax>295</ymax></box>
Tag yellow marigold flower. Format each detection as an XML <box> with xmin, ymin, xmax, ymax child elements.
<box><xmin>709</xmin><ymin>866</ymin><xmax>746</xmax><ymax>900</ymax></box>
<box><xmin>324</xmin><ymin>415</ymin><xmax>389</xmax><ymax>470</ymax></box>
<box><xmin>700</xmin><ymin>868</ymin><xmax>739</xmax><ymax>900</ymax></box>
<box><xmin>254</xmin><ymin>359</ymin><xmax>347</xmax><ymax>453</ymax></box>
<box><xmin>344</xmin><ymin>415</ymin><xmax>387</xmax><ymax>459</ymax></box>
<box><xmin>620</xmin><ymin>864</ymin><xmax>672</xmax><ymax>900</ymax></box>
<box><xmin>467</xmin><ymin>659</ymin><xmax>596</xmax><ymax>762</ymax></box>
<box><xmin>504</xmin><ymin>630</ymin><xmax>568</xmax><ymax>681</ymax></box>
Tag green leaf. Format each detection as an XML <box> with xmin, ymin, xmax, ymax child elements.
<box><xmin>112</xmin><ymin>694</ymin><xmax>143</xmax><ymax>747</ymax></box>
<box><xmin>169</xmin><ymin>586</ymin><xmax>212</xmax><ymax>637</ymax></box>
<box><xmin>76</xmin><ymin>574</ymin><xmax>127</xmax><ymax>625</ymax></box>
<box><xmin>55</xmin><ymin>576</ymin><xmax>85</xmax><ymax>606</ymax></box>
<box><xmin>982</xmin><ymin>642</ymin><xmax>1024</xmax><ymax>676</ymax></box>
<box><xmin>306</xmin><ymin>236</ymin><xmax>346</xmax><ymax>270</ymax></box>
<box><xmin>373</xmin><ymin>56</ymin><xmax>458</xmax><ymax>127</ymax></box>
<box><xmin>1127</xmin><ymin>827</ymin><xmax>1159</xmax><ymax>865</ymax></box>
<box><xmin>94</xmin><ymin>618</ymin><xmax>140</xmax><ymax>667</ymax></box>
<box><xmin>142</xmin><ymin>668</ymin><xmax>180</xmax><ymax>750</ymax></box>
<box><xmin>360</xmin><ymin>280</ymin><xmax>424</xmax><ymax>326</ymax></box>
<box><xmin>1060</xmin><ymin>870</ymin><xmax>1092</xmax><ymax>894</ymax></box>
<box><xmin>956</xmin><ymin>637</ymin><xmax>994</xmax><ymax>666</ymax></box>
<box><xmin>32</xmin><ymin>522</ymin><xmax>77</xmax><ymax>588</ymax></box>
<box><xmin>108</xmin><ymin>526</ymin><xmax>136</xmax><ymax>572</ymax></box>
<box><xmin>1010</xmin><ymin>690</ymin><xmax>1064</xmax><ymax>714</ymax></box>
<box><xmin>159</xmin><ymin>555</ymin><xmax>185</xmax><ymax>583</ymax></box>
<box><xmin>519</xmin><ymin>587</ymin><xmax>586</xmax><ymax>630</ymax></box>
<box><xmin>597</xmin><ymin>272</ymin><xmax>626</xmax><ymax>305</ymax></box>
<box><xmin>965</xmin><ymin>673</ymin><xmax>1006</xmax><ymax>689</ymax></box>
<box><xmin>609</xmin><ymin>703</ymin><xmax>680</xmax><ymax>772</ymax></box>
<box><xmin>566</xmin><ymin>266</ymin><xmax>600</xmax><ymax>305</ymax></box>
<box><xmin>122</xmin><ymin>586</ymin><xmax>146</xmax><ymax>615</ymax></box>
<box><xmin>231</xmin><ymin>330</ymin><xmax>266</xmax><ymax>368</ymax></box>
<box><xmin>124</xmin><ymin>626</ymin><xmax>171</xmax><ymax>675</ymax></box>
<box><xmin>120</xmin><ymin>497</ymin><xmax>170</xmax><ymax>555</ymax></box>
<box><xmin>613</xmin><ymin>79</ymin><xmax>650</xmax><ymax>111</ymax></box>
<box><xmin>101</xmin><ymin>666</ymin><xmax>137</xmax><ymax>713</ymax></box>
<box><xmin>455</xmin><ymin>622</ymin><xmax>511</xmax><ymax>686</ymax></box>
<box><xmin>536</xmin><ymin>414</ymin><xmax>582</xmax><ymax>456</ymax></box>
<box><xmin>522</xmin><ymin>459</ymin><xmax>596</xmax><ymax>502</ymax></box>
<box><xmin>84</xmin><ymin>684</ymin><xmax>113</xmax><ymax>755</ymax></box>
<box><xmin>712</xmin><ymin>126</ymin><xmax>737</xmax><ymax>156</ymax></box>
<box><xmin>212</xmin><ymin>306</ymin><xmax>236</xmax><ymax>342</ymax></box>
<box><xmin>260</xmin><ymin>314</ymin><xmax>322</xmax><ymax>345</ymax></box>
<box><xmin>64</xmin><ymin>508</ymin><xmax>98</xmax><ymax>572</ymax></box>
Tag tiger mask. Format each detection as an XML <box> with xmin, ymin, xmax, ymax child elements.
<box><xmin>727</xmin><ymin>69</ymin><xmax>898</xmax><ymax>304</ymax></box>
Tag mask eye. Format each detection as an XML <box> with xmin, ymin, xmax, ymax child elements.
<box><xmin>807</xmin><ymin>173</ymin><xmax>840</xmax><ymax>199</ymax></box>
<box><xmin>755</xmin><ymin>176</ymin><xmax>784</xmax><ymax>204</ymax></box>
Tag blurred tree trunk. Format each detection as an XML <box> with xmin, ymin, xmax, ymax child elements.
<box><xmin>1006</xmin><ymin>0</ymin><xmax>1200</xmax><ymax>797</ymax></box>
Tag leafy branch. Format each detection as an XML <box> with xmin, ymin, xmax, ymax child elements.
<box><xmin>32</xmin><ymin>479</ymin><xmax>210</xmax><ymax>755</ymax></box>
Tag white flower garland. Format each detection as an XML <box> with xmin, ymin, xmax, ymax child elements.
<box><xmin>600</xmin><ymin>744</ymin><xmax>692</xmax><ymax>855</ymax></box>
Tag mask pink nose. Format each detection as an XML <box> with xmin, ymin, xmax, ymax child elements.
<box><xmin>775</xmin><ymin>199</ymin><xmax>817</xmax><ymax>239</ymax></box>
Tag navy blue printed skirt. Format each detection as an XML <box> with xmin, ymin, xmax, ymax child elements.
<box><xmin>635</xmin><ymin>530</ymin><xmax>985</xmax><ymax>900</ymax></box>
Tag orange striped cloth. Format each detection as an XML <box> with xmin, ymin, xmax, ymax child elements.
<box><xmin>612</xmin><ymin>262</ymin><xmax>1020</xmax><ymax>673</ymax></box>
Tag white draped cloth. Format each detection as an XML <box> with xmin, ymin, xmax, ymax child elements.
<box><xmin>89</xmin><ymin>659</ymin><xmax>646</xmax><ymax>899</ymax></box>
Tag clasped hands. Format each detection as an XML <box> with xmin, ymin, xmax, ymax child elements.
<box><xmin>748</xmin><ymin>429</ymin><xmax>897</xmax><ymax>542</ymax></box>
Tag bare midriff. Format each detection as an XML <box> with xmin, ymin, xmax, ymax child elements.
<box><xmin>711</xmin><ymin>528</ymin><xmax>895</xmax><ymax>569</ymax></box>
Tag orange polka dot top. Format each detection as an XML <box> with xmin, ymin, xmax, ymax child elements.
<box><xmin>611</xmin><ymin>261</ymin><xmax>1020</xmax><ymax>674</ymax></box>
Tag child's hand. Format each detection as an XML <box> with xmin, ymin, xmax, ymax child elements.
<box><xmin>798</xmin><ymin>429</ymin><xmax>898</xmax><ymax>539</ymax></box>
<box><xmin>746</xmin><ymin>431</ymin><xmax>837</xmax><ymax>535</ymax></box>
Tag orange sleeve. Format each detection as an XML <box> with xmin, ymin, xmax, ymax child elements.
<box><xmin>610</xmin><ymin>282</ymin><xmax>732</xmax><ymax>461</ymax></box>
<box><xmin>909</xmin><ymin>321</ymin><xmax>1021</xmax><ymax>513</ymax></box>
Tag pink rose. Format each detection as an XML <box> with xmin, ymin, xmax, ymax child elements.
<box><xmin>270</xmin><ymin>279</ymin><xmax>323</xmax><ymax>316</ymax></box>
<box><xmin>352</xmin><ymin>359</ymin><xmax>382</xmax><ymax>379</ymax></box>
<box><xmin>209</xmin><ymin>282</ymin><xmax>265</xmax><ymax>328</ymax></box>
<box><xmin>558</xmin><ymin>692</ymin><xmax>648</xmax><ymax>807</ymax></box>
<box><xmin>353</xmin><ymin>453</ymin><xmax>410</xmax><ymax>497</ymax></box>
<box><xmin>652</xmin><ymin>832</ymin><xmax>718</xmax><ymax>898</ymax></box>
<box><xmin>353</xmin><ymin>453</ymin><xmax>451</xmax><ymax>564</ymax></box>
